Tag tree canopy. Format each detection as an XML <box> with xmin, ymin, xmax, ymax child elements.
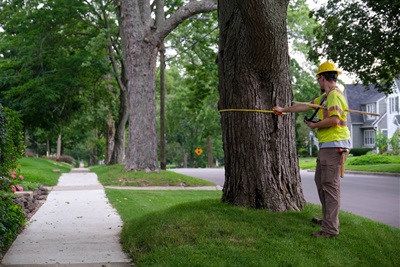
<box><xmin>0</xmin><ymin>0</ymin><xmax>111</xmax><ymax>131</ymax></box>
<box><xmin>310</xmin><ymin>0</ymin><xmax>400</xmax><ymax>93</ymax></box>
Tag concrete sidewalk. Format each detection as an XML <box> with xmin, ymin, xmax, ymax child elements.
<box><xmin>1</xmin><ymin>169</ymin><xmax>131</xmax><ymax>266</ymax></box>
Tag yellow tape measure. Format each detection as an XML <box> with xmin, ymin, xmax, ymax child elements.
<box><xmin>219</xmin><ymin>108</ymin><xmax>286</xmax><ymax>115</ymax></box>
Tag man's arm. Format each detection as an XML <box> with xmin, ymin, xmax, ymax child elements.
<box><xmin>307</xmin><ymin>115</ymin><xmax>340</xmax><ymax>129</ymax></box>
<box><xmin>273</xmin><ymin>104</ymin><xmax>310</xmax><ymax>113</ymax></box>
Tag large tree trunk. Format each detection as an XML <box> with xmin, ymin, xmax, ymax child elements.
<box><xmin>120</xmin><ymin>0</ymin><xmax>159</xmax><ymax>171</ymax></box>
<box><xmin>118</xmin><ymin>0</ymin><xmax>217</xmax><ymax>171</ymax></box>
<box><xmin>218</xmin><ymin>0</ymin><xmax>305</xmax><ymax>211</ymax></box>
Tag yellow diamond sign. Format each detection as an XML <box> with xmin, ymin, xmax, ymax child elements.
<box><xmin>194</xmin><ymin>147</ymin><xmax>203</xmax><ymax>156</ymax></box>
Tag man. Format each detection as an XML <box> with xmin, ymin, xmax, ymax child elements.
<box><xmin>273</xmin><ymin>61</ymin><xmax>351</xmax><ymax>238</ymax></box>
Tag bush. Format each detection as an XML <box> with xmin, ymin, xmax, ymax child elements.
<box><xmin>348</xmin><ymin>154</ymin><xmax>394</xmax><ymax>165</ymax></box>
<box><xmin>375</xmin><ymin>130</ymin><xmax>388</xmax><ymax>154</ymax></box>
<box><xmin>350</xmin><ymin>148</ymin><xmax>373</xmax><ymax>156</ymax></box>
<box><xmin>47</xmin><ymin>155</ymin><xmax>75</xmax><ymax>165</ymax></box>
<box><xmin>0</xmin><ymin>105</ymin><xmax>24</xmax><ymax>177</ymax></box>
<box><xmin>0</xmin><ymin>197</ymin><xmax>26</xmax><ymax>255</ymax></box>
<box><xmin>297</xmin><ymin>148</ymin><xmax>309</xmax><ymax>157</ymax></box>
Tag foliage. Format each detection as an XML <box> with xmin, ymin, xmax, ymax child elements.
<box><xmin>0</xmin><ymin>105</ymin><xmax>24</xmax><ymax>178</ymax></box>
<box><xmin>310</xmin><ymin>0</ymin><xmax>400</xmax><ymax>93</ymax></box>
<box><xmin>374</xmin><ymin>130</ymin><xmax>389</xmax><ymax>154</ymax></box>
<box><xmin>0</xmin><ymin>0</ymin><xmax>117</xmax><ymax>164</ymax></box>
<box><xmin>349</xmin><ymin>148</ymin><xmax>373</xmax><ymax>156</ymax></box>
<box><xmin>287</xmin><ymin>0</ymin><xmax>319</xmax><ymax>55</ymax></box>
<box><xmin>106</xmin><ymin>190</ymin><xmax>400</xmax><ymax>267</ymax></box>
<box><xmin>0</xmin><ymin>197</ymin><xmax>26</xmax><ymax>255</ymax></box>
<box><xmin>47</xmin><ymin>155</ymin><xmax>75</xmax><ymax>165</ymax></box>
<box><xmin>0</xmin><ymin>171</ymin><xmax>25</xmax><ymax>194</ymax></box>
<box><xmin>297</xmin><ymin>148</ymin><xmax>309</xmax><ymax>157</ymax></box>
<box><xmin>389</xmin><ymin>132</ymin><xmax>400</xmax><ymax>155</ymax></box>
<box><xmin>347</xmin><ymin>154</ymin><xmax>398</xmax><ymax>166</ymax></box>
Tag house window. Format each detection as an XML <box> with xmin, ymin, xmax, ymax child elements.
<box><xmin>365</xmin><ymin>104</ymin><xmax>376</xmax><ymax>120</ymax></box>
<box><xmin>389</xmin><ymin>97</ymin><xmax>399</xmax><ymax>114</ymax></box>
<box><xmin>364</xmin><ymin>130</ymin><xmax>375</xmax><ymax>146</ymax></box>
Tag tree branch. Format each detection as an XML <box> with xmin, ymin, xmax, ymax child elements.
<box><xmin>155</xmin><ymin>0</ymin><xmax>217</xmax><ymax>41</ymax></box>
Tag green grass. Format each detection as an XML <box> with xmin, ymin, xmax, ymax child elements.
<box><xmin>13</xmin><ymin>159</ymin><xmax>400</xmax><ymax>266</ymax></box>
<box><xmin>90</xmin><ymin>164</ymin><xmax>215</xmax><ymax>187</ymax></box>
<box><xmin>299</xmin><ymin>155</ymin><xmax>400</xmax><ymax>173</ymax></box>
<box><xmin>17</xmin><ymin>157</ymin><xmax>71</xmax><ymax>188</ymax></box>
<box><xmin>105</xmin><ymin>189</ymin><xmax>400</xmax><ymax>267</ymax></box>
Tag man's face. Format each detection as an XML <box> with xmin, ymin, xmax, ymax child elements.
<box><xmin>317</xmin><ymin>74</ymin><xmax>324</xmax><ymax>93</ymax></box>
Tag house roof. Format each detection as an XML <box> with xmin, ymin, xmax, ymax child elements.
<box><xmin>345</xmin><ymin>83</ymin><xmax>384</xmax><ymax>123</ymax></box>
<box><xmin>395</xmin><ymin>79</ymin><xmax>400</xmax><ymax>91</ymax></box>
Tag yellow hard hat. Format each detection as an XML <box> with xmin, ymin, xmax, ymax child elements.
<box><xmin>316</xmin><ymin>61</ymin><xmax>342</xmax><ymax>78</ymax></box>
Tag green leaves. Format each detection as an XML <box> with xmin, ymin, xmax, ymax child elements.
<box><xmin>310</xmin><ymin>0</ymin><xmax>400</xmax><ymax>93</ymax></box>
<box><xmin>0</xmin><ymin>106</ymin><xmax>24</xmax><ymax>178</ymax></box>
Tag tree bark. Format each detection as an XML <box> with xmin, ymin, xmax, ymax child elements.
<box><xmin>160</xmin><ymin>43</ymin><xmax>167</xmax><ymax>170</ymax></box>
<box><xmin>118</xmin><ymin>0</ymin><xmax>217</xmax><ymax>171</ymax></box>
<box><xmin>119</xmin><ymin>0</ymin><xmax>158</xmax><ymax>171</ymax></box>
<box><xmin>218</xmin><ymin>0</ymin><xmax>305</xmax><ymax>211</ymax></box>
<box><xmin>56</xmin><ymin>133</ymin><xmax>62</xmax><ymax>159</ymax></box>
<box><xmin>105</xmin><ymin>114</ymin><xmax>116</xmax><ymax>165</ymax></box>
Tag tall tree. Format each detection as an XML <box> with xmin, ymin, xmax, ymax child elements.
<box><xmin>310</xmin><ymin>0</ymin><xmax>400</xmax><ymax>93</ymax></box>
<box><xmin>0</xmin><ymin>0</ymin><xmax>110</xmax><ymax>156</ymax></box>
<box><xmin>218</xmin><ymin>1</ymin><xmax>305</xmax><ymax>210</ymax></box>
<box><xmin>116</xmin><ymin>0</ymin><xmax>217</xmax><ymax>171</ymax></box>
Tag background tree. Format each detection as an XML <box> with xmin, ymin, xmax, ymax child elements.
<box><xmin>310</xmin><ymin>0</ymin><xmax>400</xmax><ymax>93</ymax></box>
<box><xmin>0</xmin><ymin>0</ymin><xmax>111</xmax><ymax>158</ymax></box>
<box><xmin>218</xmin><ymin>0</ymin><xmax>305</xmax><ymax>210</ymax></box>
<box><xmin>166</xmin><ymin>10</ymin><xmax>220</xmax><ymax>167</ymax></box>
<box><xmin>117</xmin><ymin>0</ymin><xmax>217</xmax><ymax>171</ymax></box>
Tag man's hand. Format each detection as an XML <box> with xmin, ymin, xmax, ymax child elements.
<box><xmin>306</xmin><ymin>121</ymin><xmax>317</xmax><ymax>129</ymax></box>
<box><xmin>273</xmin><ymin>106</ymin><xmax>284</xmax><ymax>115</ymax></box>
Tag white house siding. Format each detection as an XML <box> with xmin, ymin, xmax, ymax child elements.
<box><xmin>385</xmin><ymin>93</ymin><xmax>400</xmax><ymax>138</ymax></box>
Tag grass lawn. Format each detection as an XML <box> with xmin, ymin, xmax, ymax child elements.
<box><xmin>299</xmin><ymin>155</ymin><xmax>400</xmax><ymax>173</ymax></box>
<box><xmin>105</xmin><ymin>189</ymin><xmax>400</xmax><ymax>267</ymax></box>
<box><xmin>16</xmin><ymin>157</ymin><xmax>71</xmax><ymax>189</ymax></box>
<box><xmin>90</xmin><ymin>164</ymin><xmax>215</xmax><ymax>187</ymax></box>
<box><xmin>14</xmin><ymin>157</ymin><xmax>400</xmax><ymax>266</ymax></box>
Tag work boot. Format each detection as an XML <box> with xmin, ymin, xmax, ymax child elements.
<box><xmin>310</xmin><ymin>231</ymin><xmax>338</xmax><ymax>238</ymax></box>
<box><xmin>311</xmin><ymin>217</ymin><xmax>322</xmax><ymax>225</ymax></box>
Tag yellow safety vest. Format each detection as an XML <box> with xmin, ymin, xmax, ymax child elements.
<box><xmin>310</xmin><ymin>87</ymin><xmax>350</xmax><ymax>143</ymax></box>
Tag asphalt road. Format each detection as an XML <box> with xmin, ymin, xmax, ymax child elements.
<box><xmin>171</xmin><ymin>168</ymin><xmax>400</xmax><ymax>228</ymax></box>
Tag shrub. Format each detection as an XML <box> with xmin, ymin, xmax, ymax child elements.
<box><xmin>375</xmin><ymin>130</ymin><xmax>388</xmax><ymax>154</ymax></box>
<box><xmin>390</xmin><ymin>133</ymin><xmax>400</xmax><ymax>154</ymax></box>
<box><xmin>0</xmin><ymin>105</ymin><xmax>24</xmax><ymax>177</ymax></box>
<box><xmin>297</xmin><ymin>148</ymin><xmax>309</xmax><ymax>157</ymax></box>
<box><xmin>0</xmin><ymin>197</ymin><xmax>26</xmax><ymax>254</ymax></box>
<box><xmin>58</xmin><ymin>155</ymin><xmax>74</xmax><ymax>165</ymax></box>
<box><xmin>348</xmin><ymin>154</ymin><xmax>394</xmax><ymax>165</ymax></box>
<box><xmin>47</xmin><ymin>155</ymin><xmax>74</xmax><ymax>165</ymax></box>
<box><xmin>350</xmin><ymin>148</ymin><xmax>373</xmax><ymax>156</ymax></box>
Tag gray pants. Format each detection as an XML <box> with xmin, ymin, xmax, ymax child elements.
<box><xmin>315</xmin><ymin>148</ymin><xmax>343</xmax><ymax>235</ymax></box>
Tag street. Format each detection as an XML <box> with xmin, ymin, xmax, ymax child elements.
<box><xmin>170</xmin><ymin>168</ymin><xmax>400</xmax><ymax>228</ymax></box>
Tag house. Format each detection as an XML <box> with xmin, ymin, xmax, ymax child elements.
<box><xmin>345</xmin><ymin>79</ymin><xmax>400</xmax><ymax>149</ymax></box>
